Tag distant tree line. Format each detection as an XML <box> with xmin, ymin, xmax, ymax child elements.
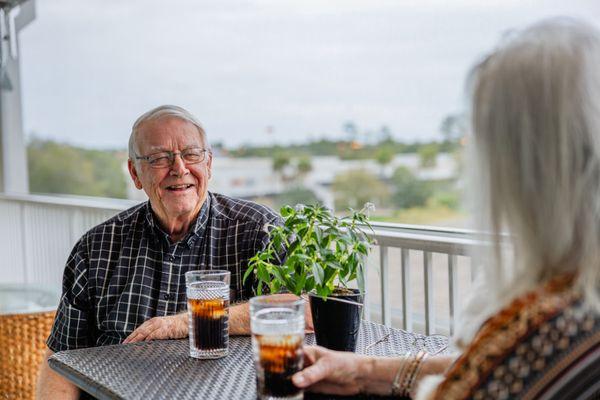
<box><xmin>27</xmin><ymin>138</ymin><xmax>128</xmax><ymax>198</ymax></box>
<box><xmin>229</xmin><ymin>138</ymin><xmax>460</xmax><ymax>160</ymax></box>
<box><xmin>229</xmin><ymin>113</ymin><xmax>467</xmax><ymax>161</ymax></box>
<box><xmin>331</xmin><ymin>167</ymin><xmax>460</xmax><ymax>212</ymax></box>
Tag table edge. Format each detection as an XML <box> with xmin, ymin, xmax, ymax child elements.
<box><xmin>49</xmin><ymin>355</ymin><xmax>123</xmax><ymax>400</ymax></box>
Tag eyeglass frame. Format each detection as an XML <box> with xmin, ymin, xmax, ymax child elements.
<box><xmin>134</xmin><ymin>147</ymin><xmax>210</xmax><ymax>168</ymax></box>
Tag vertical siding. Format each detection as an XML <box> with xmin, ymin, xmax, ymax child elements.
<box><xmin>0</xmin><ymin>201</ymin><xmax>25</xmax><ymax>282</ymax></box>
<box><xmin>0</xmin><ymin>196</ymin><xmax>124</xmax><ymax>289</ymax></box>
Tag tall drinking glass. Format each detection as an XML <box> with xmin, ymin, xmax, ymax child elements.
<box><xmin>185</xmin><ymin>270</ymin><xmax>230</xmax><ymax>359</ymax></box>
<box><xmin>250</xmin><ymin>295</ymin><xmax>305</xmax><ymax>400</ymax></box>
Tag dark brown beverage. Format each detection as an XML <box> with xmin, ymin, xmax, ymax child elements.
<box><xmin>188</xmin><ymin>297</ymin><xmax>229</xmax><ymax>351</ymax></box>
<box><xmin>254</xmin><ymin>334</ymin><xmax>303</xmax><ymax>398</ymax></box>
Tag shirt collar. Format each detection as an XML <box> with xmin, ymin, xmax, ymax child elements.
<box><xmin>144</xmin><ymin>195</ymin><xmax>211</xmax><ymax>245</ymax></box>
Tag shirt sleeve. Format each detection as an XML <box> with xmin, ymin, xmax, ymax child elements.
<box><xmin>46</xmin><ymin>235</ymin><xmax>93</xmax><ymax>352</ymax></box>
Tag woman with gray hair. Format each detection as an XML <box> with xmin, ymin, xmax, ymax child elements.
<box><xmin>292</xmin><ymin>18</ymin><xmax>600</xmax><ymax>399</ymax></box>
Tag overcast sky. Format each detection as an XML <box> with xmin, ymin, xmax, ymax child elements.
<box><xmin>19</xmin><ymin>0</ymin><xmax>600</xmax><ymax>149</ymax></box>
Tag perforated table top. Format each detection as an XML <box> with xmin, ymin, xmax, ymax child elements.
<box><xmin>49</xmin><ymin>320</ymin><xmax>449</xmax><ymax>400</ymax></box>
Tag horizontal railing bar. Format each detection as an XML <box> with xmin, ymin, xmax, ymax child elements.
<box><xmin>369</xmin><ymin>221</ymin><xmax>477</xmax><ymax>237</ymax></box>
<box><xmin>0</xmin><ymin>193</ymin><xmax>138</xmax><ymax>211</ymax></box>
<box><xmin>369</xmin><ymin>228</ymin><xmax>478</xmax><ymax>256</ymax></box>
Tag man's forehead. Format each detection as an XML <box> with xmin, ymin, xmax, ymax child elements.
<box><xmin>136</xmin><ymin>117</ymin><xmax>205</xmax><ymax>149</ymax></box>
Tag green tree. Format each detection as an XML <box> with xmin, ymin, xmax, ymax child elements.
<box><xmin>332</xmin><ymin>169</ymin><xmax>389</xmax><ymax>210</ymax></box>
<box><xmin>390</xmin><ymin>166</ymin><xmax>432</xmax><ymax>209</ymax></box>
<box><xmin>272</xmin><ymin>152</ymin><xmax>291</xmax><ymax>175</ymax></box>
<box><xmin>375</xmin><ymin>146</ymin><xmax>395</xmax><ymax>176</ymax></box>
<box><xmin>296</xmin><ymin>156</ymin><xmax>312</xmax><ymax>176</ymax></box>
<box><xmin>378</xmin><ymin>125</ymin><xmax>393</xmax><ymax>143</ymax></box>
<box><xmin>418</xmin><ymin>143</ymin><xmax>439</xmax><ymax>168</ymax></box>
<box><xmin>274</xmin><ymin>186</ymin><xmax>320</xmax><ymax>209</ymax></box>
<box><xmin>27</xmin><ymin>139</ymin><xmax>127</xmax><ymax>198</ymax></box>
<box><xmin>440</xmin><ymin>113</ymin><xmax>467</xmax><ymax>142</ymax></box>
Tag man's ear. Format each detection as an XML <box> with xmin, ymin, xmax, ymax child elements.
<box><xmin>128</xmin><ymin>159</ymin><xmax>143</xmax><ymax>190</ymax></box>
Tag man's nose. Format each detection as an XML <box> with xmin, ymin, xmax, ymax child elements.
<box><xmin>170</xmin><ymin>154</ymin><xmax>189</xmax><ymax>176</ymax></box>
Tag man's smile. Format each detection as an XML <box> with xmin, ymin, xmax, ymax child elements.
<box><xmin>165</xmin><ymin>183</ymin><xmax>195</xmax><ymax>192</ymax></box>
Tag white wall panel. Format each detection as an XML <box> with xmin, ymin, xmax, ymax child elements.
<box><xmin>23</xmin><ymin>203</ymin><xmax>72</xmax><ymax>287</ymax></box>
<box><xmin>0</xmin><ymin>201</ymin><xmax>25</xmax><ymax>282</ymax></box>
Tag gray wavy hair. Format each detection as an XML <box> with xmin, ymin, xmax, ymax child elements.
<box><xmin>455</xmin><ymin>18</ymin><xmax>600</xmax><ymax>346</ymax></box>
<box><xmin>128</xmin><ymin>105</ymin><xmax>212</xmax><ymax>161</ymax></box>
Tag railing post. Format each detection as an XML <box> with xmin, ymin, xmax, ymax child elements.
<box><xmin>448</xmin><ymin>254</ymin><xmax>458</xmax><ymax>335</ymax></box>
<box><xmin>423</xmin><ymin>251</ymin><xmax>434</xmax><ymax>335</ymax></box>
<box><xmin>401</xmin><ymin>248</ymin><xmax>412</xmax><ymax>331</ymax></box>
<box><xmin>379</xmin><ymin>245</ymin><xmax>390</xmax><ymax>326</ymax></box>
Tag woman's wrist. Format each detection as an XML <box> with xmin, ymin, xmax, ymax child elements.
<box><xmin>356</xmin><ymin>356</ymin><xmax>377</xmax><ymax>392</ymax></box>
<box><xmin>356</xmin><ymin>356</ymin><xmax>403</xmax><ymax>395</ymax></box>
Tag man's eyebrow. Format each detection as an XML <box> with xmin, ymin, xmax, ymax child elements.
<box><xmin>144</xmin><ymin>145</ymin><xmax>203</xmax><ymax>153</ymax></box>
<box><xmin>145</xmin><ymin>146</ymin><xmax>170</xmax><ymax>153</ymax></box>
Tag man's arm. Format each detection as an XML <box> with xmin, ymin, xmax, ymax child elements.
<box><xmin>123</xmin><ymin>301</ymin><xmax>252</xmax><ymax>343</ymax></box>
<box><xmin>36</xmin><ymin>348</ymin><xmax>80</xmax><ymax>400</ymax></box>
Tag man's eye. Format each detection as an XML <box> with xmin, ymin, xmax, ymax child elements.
<box><xmin>149</xmin><ymin>156</ymin><xmax>170</xmax><ymax>164</ymax></box>
<box><xmin>183</xmin><ymin>152</ymin><xmax>203</xmax><ymax>162</ymax></box>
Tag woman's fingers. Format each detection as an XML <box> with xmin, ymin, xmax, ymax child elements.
<box><xmin>293</xmin><ymin>354</ymin><xmax>332</xmax><ymax>387</ymax></box>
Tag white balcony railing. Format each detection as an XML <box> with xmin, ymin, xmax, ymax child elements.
<box><xmin>0</xmin><ymin>193</ymin><xmax>478</xmax><ymax>335</ymax></box>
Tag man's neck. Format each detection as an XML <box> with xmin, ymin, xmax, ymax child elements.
<box><xmin>154</xmin><ymin>206</ymin><xmax>203</xmax><ymax>243</ymax></box>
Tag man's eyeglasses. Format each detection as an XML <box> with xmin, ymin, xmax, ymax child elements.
<box><xmin>135</xmin><ymin>148</ymin><xmax>209</xmax><ymax>169</ymax></box>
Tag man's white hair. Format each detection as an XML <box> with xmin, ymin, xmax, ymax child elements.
<box><xmin>453</xmin><ymin>17</ymin><xmax>600</xmax><ymax>348</ymax></box>
<box><xmin>128</xmin><ymin>105</ymin><xmax>212</xmax><ymax>161</ymax></box>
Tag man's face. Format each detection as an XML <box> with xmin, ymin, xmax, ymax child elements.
<box><xmin>128</xmin><ymin>117</ymin><xmax>212</xmax><ymax>226</ymax></box>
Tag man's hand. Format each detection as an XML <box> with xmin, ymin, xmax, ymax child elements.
<box><xmin>123</xmin><ymin>313</ymin><xmax>188</xmax><ymax>343</ymax></box>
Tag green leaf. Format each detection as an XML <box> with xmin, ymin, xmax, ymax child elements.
<box><xmin>312</xmin><ymin>261</ymin><xmax>324</xmax><ymax>286</ymax></box>
<box><xmin>306</xmin><ymin>277</ymin><xmax>315</xmax><ymax>292</ymax></box>
<box><xmin>280</xmin><ymin>205</ymin><xmax>294</xmax><ymax>217</ymax></box>
<box><xmin>295</xmin><ymin>271</ymin><xmax>307</xmax><ymax>294</ymax></box>
<box><xmin>326</xmin><ymin>261</ymin><xmax>342</xmax><ymax>270</ymax></box>
<box><xmin>243</xmin><ymin>264</ymin><xmax>254</xmax><ymax>284</ymax></box>
<box><xmin>257</xmin><ymin>265</ymin><xmax>271</xmax><ymax>283</ymax></box>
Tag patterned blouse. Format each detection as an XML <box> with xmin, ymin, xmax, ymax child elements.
<box><xmin>433</xmin><ymin>274</ymin><xmax>600</xmax><ymax>399</ymax></box>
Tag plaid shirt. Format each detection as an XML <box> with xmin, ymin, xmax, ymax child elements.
<box><xmin>47</xmin><ymin>192</ymin><xmax>280</xmax><ymax>352</ymax></box>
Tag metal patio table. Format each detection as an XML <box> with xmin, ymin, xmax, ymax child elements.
<box><xmin>49</xmin><ymin>320</ymin><xmax>449</xmax><ymax>400</ymax></box>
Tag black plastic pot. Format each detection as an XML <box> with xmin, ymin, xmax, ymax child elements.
<box><xmin>308</xmin><ymin>289</ymin><xmax>363</xmax><ymax>352</ymax></box>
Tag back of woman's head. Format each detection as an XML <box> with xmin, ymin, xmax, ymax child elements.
<box><xmin>461</xmin><ymin>18</ymin><xmax>600</xmax><ymax>341</ymax></box>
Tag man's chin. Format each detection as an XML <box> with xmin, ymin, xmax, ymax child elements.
<box><xmin>163</xmin><ymin>199</ymin><xmax>203</xmax><ymax>218</ymax></box>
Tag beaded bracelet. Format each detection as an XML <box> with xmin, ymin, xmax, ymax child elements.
<box><xmin>391</xmin><ymin>351</ymin><xmax>427</xmax><ymax>397</ymax></box>
<box><xmin>405</xmin><ymin>351</ymin><xmax>428</xmax><ymax>396</ymax></box>
<box><xmin>399</xmin><ymin>351</ymin><xmax>423</xmax><ymax>396</ymax></box>
<box><xmin>390</xmin><ymin>351</ymin><xmax>412</xmax><ymax>396</ymax></box>
<box><xmin>407</xmin><ymin>352</ymin><xmax>429</xmax><ymax>397</ymax></box>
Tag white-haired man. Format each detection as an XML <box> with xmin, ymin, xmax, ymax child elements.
<box><xmin>36</xmin><ymin>105</ymin><xmax>287</xmax><ymax>399</ymax></box>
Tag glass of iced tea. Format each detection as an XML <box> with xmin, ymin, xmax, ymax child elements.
<box><xmin>250</xmin><ymin>295</ymin><xmax>305</xmax><ymax>400</ymax></box>
<box><xmin>185</xmin><ymin>270</ymin><xmax>230</xmax><ymax>359</ymax></box>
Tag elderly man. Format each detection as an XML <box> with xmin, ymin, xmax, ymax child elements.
<box><xmin>36</xmin><ymin>105</ymin><xmax>283</xmax><ymax>399</ymax></box>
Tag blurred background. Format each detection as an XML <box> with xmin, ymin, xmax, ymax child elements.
<box><xmin>21</xmin><ymin>0</ymin><xmax>598</xmax><ymax>225</ymax></box>
<box><xmin>1</xmin><ymin>0</ymin><xmax>599</xmax><ymax>333</ymax></box>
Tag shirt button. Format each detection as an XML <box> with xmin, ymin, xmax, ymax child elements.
<box><xmin>166</xmin><ymin>256</ymin><xmax>174</xmax><ymax>262</ymax></box>
<box><xmin>163</xmin><ymin>293</ymin><xmax>171</xmax><ymax>300</ymax></box>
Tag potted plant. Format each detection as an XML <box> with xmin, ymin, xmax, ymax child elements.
<box><xmin>244</xmin><ymin>203</ymin><xmax>374</xmax><ymax>352</ymax></box>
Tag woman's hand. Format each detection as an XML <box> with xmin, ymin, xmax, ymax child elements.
<box><xmin>292</xmin><ymin>346</ymin><xmax>372</xmax><ymax>396</ymax></box>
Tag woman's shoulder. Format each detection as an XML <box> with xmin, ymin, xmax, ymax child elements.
<box><xmin>434</xmin><ymin>274</ymin><xmax>599</xmax><ymax>399</ymax></box>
